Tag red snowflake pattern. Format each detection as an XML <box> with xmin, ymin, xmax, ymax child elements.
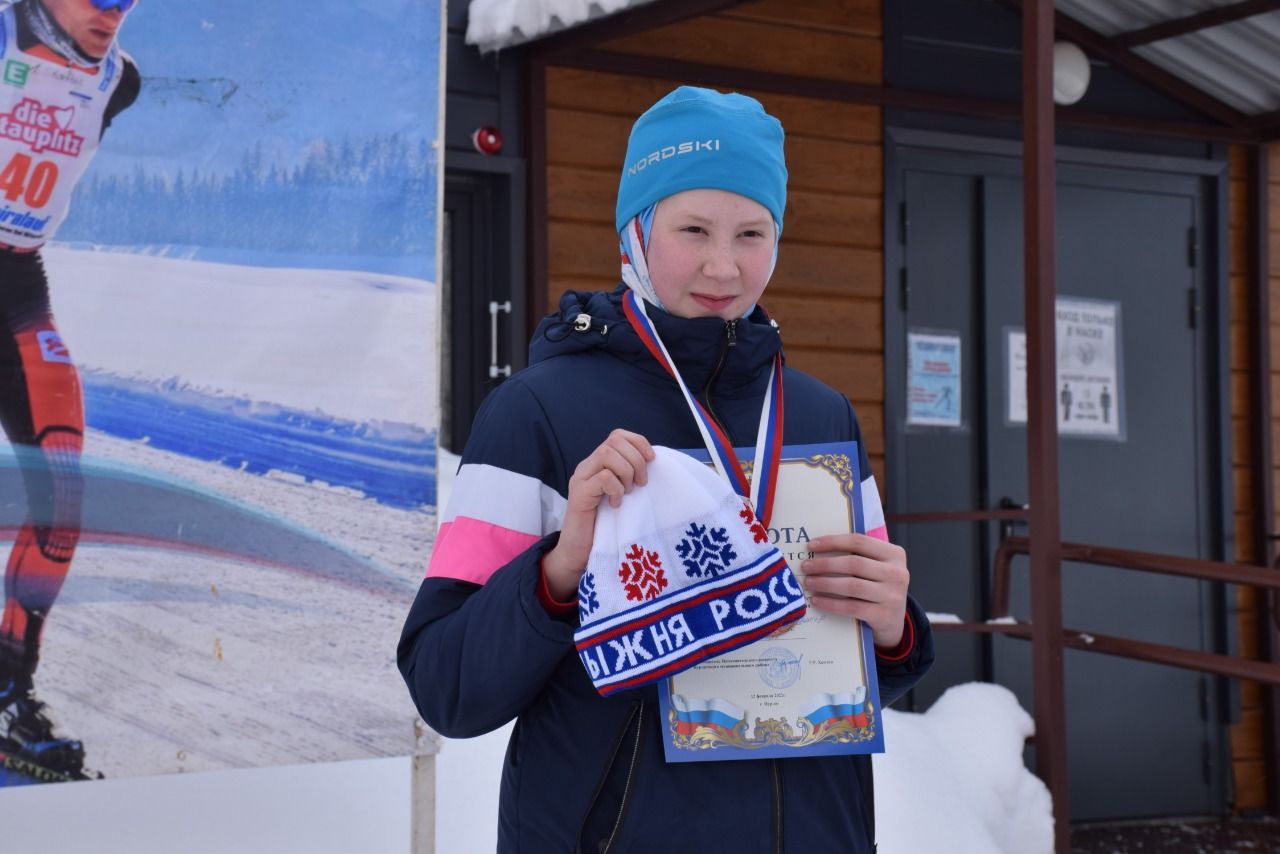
<box><xmin>740</xmin><ymin>504</ymin><xmax>769</xmax><ymax>544</ymax></box>
<box><xmin>618</xmin><ymin>543</ymin><xmax>667</xmax><ymax>602</ymax></box>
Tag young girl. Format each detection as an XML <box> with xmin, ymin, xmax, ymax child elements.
<box><xmin>400</xmin><ymin>86</ymin><xmax>933</xmax><ymax>853</ymax></box>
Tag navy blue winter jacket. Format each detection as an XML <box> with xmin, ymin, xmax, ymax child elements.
<box><xmin>399</xmin><ymin>286</ymin><xmax>934</xmax><ymax>853</ymax></box>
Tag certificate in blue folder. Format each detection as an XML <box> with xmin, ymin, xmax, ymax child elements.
<box><xmin>657</xmin><ymin>441</ymin><xmax>886</xmax><ymax>762</ymax></box>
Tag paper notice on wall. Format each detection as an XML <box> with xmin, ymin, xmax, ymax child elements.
<box><xmin>1006</xmin><ymin>298</ymin><xmax>1122</xmax><ymax>439</ymax></box>
<box><xmin>1007</xmin><ymin>330</ymin><xmax>1027</xmax><ymax>425</ymax></box>
<box><xmin>907</xmin><ymin>331</ymin><xmax>962</xmax><ymax>428</ymax></box>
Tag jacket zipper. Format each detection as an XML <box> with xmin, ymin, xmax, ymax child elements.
<box><xmin>576</xmin><ymin>705</ymin><xmax>639</xmax><ymax>854</ymax></box>
<box><xmin>601</xmin><ymin>704</ymin><xmax>644</xmax><ymax>854</ymax></box>
<box><xmin>772</xmin><ymin>758</ymin><xmax>784</xmax><ymax>853</ymax></box>
<box><xmin>699</xmin><ymin>320</ymin><xmax>737</xmax><ymax>441</ymax></box>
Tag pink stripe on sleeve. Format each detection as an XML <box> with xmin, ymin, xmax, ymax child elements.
<box><xmin>865</xmin><ymin>525</ymin><xmax>890</xmax><ymax>542</ymax></box>
<box><xmin>426</xmin><ymin>516</ymin><xmax>542</xmax><ymax>585</ymax></box>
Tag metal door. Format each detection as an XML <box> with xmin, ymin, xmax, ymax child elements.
<box><xmin>887</xmin><ymin>143</ymin><xmax>1228</xmax><ymax>819</ymax></box>
<box><xmin>442</xmin><ymin>168</ymin><xmax>523</xmax><ymax>454</ymax></box>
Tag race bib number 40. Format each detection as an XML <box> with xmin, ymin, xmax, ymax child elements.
<box><xmin>0</xmin><ymin>152</ymin><xmax>59</xmax><ymax>208</ymax></box>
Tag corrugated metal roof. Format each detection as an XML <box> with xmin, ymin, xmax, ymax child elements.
<box><xmin>1057</xmin><ymin>0</ymin><xmax>1280</xmax><ymax>115</ymax></box>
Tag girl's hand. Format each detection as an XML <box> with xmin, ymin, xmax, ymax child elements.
<box><xmin>801</xmin><ymin>533</ymin><xmax>910</xmax><ymax>649</ymax></box>
<box><xmin>542</xmin><ymin>429</ymin><xmax>656</xmax><ymax>601</ymax></box>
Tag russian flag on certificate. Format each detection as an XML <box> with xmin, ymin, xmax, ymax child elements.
<box><xmin>671</xmin><ymin>695</ymin><xmax>746</xmax><ymax>737</ymax></box>
<box><xmin>800</xmin><ymin>687</ymin><xmax>870</xmax><ymax>731</ymax></box>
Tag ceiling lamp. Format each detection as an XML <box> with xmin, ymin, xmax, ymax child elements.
<box><xmin>1053</xmin><ymin>41</ymin><xmax>1091</xmax><ymax>106</ymax></box>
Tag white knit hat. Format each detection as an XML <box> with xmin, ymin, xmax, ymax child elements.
<box><xmin>574</xmin><ymin>446</ymin><xmax>806</xmax><ymax>696</ymax></box>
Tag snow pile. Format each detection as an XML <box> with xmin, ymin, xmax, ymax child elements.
<box><xmin>876</xmin><ymin>683</ymin><xmax>1054</xmax><ymax>854</ymax></box>
<box><xmin>467</xmin><ymin>0</ymin><xmax>659</xmax><ymax>52</ymax></box>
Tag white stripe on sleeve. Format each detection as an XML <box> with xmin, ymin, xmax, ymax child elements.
<box><xmin>441</xmin><ymin>463</ymin><xmax>567</xmax><ymax>535</ymax></box>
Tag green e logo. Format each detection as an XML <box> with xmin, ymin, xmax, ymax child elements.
<box><xmin>3</xmin><ymin>60</ymin><xmax>29</xmax><ymax>88</ymax></box>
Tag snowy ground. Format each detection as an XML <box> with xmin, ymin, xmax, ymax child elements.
<box><xmin>0</xmin><ymin>680</ymin><xmax>1058</xmax><ymax>854</ymax></box>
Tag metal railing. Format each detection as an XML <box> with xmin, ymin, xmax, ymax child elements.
<box><xmin>932</xmin><ymin>534</ymin><xmax>1280</xmax><ymax>686</ymax></box>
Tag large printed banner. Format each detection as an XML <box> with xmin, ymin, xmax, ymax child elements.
<box><xmin>0</xmin><ymin>0</ymin><xmax>439</xmax><ymax>785</ymax></box>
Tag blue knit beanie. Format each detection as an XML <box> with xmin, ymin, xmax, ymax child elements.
<box><xmin>615</xmin><ymin>87</ymin><xmax>787</xmax><ymax>233</ymax></box>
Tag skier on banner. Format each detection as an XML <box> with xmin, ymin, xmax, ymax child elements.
<box><xmin>0</xmin><ymin>0</ymin><xmax>139</xmax><ymax>783</ymax></box>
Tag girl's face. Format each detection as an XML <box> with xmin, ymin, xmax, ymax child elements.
<box><xmin>646</xmin><ymin>189</ymin><xmax>776</xmax><ymax>321</ymax></box>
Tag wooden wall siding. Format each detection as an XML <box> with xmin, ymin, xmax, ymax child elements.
<box><xmin>718</xmin><ymin>0</ymin><xmax>881</xmax><ymax>37</ymax></box>
<box><xmin>543</xmin><ymin>0</ymin><xmax>886</xmax><ymax>479</ymax></box>
<box><xmin>1227</xmin><ymin>143</ymin><xmax>1280</xmax><ymax>812</ymax></box>
<box><xmin>601</xmin><ymin>14</ymin><xmax>881</xmax><ymax>84</ymax></box>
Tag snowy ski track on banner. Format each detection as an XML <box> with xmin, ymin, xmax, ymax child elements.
<box><xmin>35</xmin><ymin>431</ymin><xmax>435</xmax><ymax>778</ymax></box>
<box><xmin>17</xmin><ymin>248</ymin><xmax>437</xmax><ymax>778</ymax></box>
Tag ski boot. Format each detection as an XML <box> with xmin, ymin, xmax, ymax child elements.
<box><xmin>0</xmin><ymin>679</ymin><xmax>90</xmax><ymax>783</ymax></box>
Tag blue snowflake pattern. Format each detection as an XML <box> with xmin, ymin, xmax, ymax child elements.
<box><xmin>675</xmin><ymin>522</ymin><xmax>738</xmax><ymax>579</ymax></box>
<box><xmin>578</xmin><ymin>571</ymin><xmax>600</xmax><ymax>623</ymax></box>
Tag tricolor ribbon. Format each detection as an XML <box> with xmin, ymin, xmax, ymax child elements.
<box><xmin>622</xmin><ymin>289</ymin><xmax>784</xmax><ymax>527</ymax></box>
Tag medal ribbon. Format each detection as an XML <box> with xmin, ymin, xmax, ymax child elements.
<box><xmin>622</xmin><ymin>289</ymin><xmax>784</xmax><ymax>527</ymax></box>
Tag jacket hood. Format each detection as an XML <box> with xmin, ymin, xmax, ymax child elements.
<box><xmin>529</xmin><ymin>285</ymin><xmax>783</xmax><ymax>395</ymax></box>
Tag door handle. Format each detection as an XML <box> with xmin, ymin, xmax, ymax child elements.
<box><xmin>998</xmin><ymin>496</ymin><xmax>1029</xmax><ymax>540</ymax></box>
<box><xmin>488</xmin><ymin>300</ymin><xmax>512</xmax><ymax>380</ymax></box>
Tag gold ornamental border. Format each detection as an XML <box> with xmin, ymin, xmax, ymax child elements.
<box><xmin>666</xmin><ymin>705</ymin><xmax>878</xmax><ymax>752</ymax></box>
<box><xmin>800</xmin><ymin>453</ymin><xmax>857</xmax><ymax>501</ymax></box>
<box><xmin>742</xmin><ymin>453</ymin><xmax>856</xmax><ymax>501</ymax></box>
